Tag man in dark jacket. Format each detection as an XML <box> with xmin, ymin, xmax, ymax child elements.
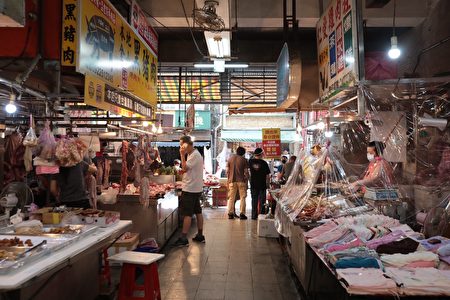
<box><xmin>249</xmin><ymin>148</ymin><xmax>271</xmax><ymax>220</ymax></box>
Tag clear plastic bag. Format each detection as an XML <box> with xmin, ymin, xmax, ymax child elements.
<box><xmin>23</xmin><ymin>116</ymin><xmax>38</xmax><ymax>172</ymax></box>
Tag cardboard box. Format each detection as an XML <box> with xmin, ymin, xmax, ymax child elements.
<box><xmin>32</xmin><ymin>207</ymin><xmax>82</xmax><ymax>225</ymax></box>
<box><xmin>257</xmin><ymin>215</ymin><xmax>279</xmax><ymax>238</ymax></box>
<box><xmin>74</xmin><ymin>210</ymin><xmax>120</xmax><ymax>227</ymax></box>
<box><xmin>107</xmin><ymin>232</ymin><xmax>139</xmax><ymax>262</ymax></box>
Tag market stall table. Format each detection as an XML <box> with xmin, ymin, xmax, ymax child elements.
<box><xmin>0</xmin><ymin>220</ymin><xmax>132</xmax><ymax>300</ymax></box>
<box><xmin>101</xmin><ymin>192</ymin><xmax>178</xmax><ymax>248</ymax></box>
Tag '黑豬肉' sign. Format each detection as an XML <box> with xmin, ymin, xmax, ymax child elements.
<box><xmin>317</xmin><ymin>0</ymin><xmax>357</xmax><ymax>99</ymax></box>
<box><xmin>262</xmin><ymin>128</ymin><xmax>281</xmax><ymax>159</ymax></box>
<box><xmin>61</xmin><ymin>0</ymin><xmax>78</xmax><ymax>66</ymax></box>
<box><xmin>77</xmin><ymin>0</ymin><xmax>157</xmax><ymax>109</ymax></box>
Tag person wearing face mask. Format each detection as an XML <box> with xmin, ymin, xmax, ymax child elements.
<box><xmin>349</xmin><ymin>141</ymin><xmax>395</xmax><ymax>193</ymax></box>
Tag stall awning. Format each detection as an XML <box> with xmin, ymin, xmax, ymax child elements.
<box><xmin>220</xmin><ymin>130</ymin><xmax>297</xmax><ymax>143</ymax></box>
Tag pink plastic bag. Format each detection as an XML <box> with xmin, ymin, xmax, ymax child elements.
<box><xmin>38</xmin><ymin>121</ymin><xmax>56</xmax><ymax>160</ymax></box>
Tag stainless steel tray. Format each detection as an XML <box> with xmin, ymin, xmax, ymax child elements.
<box><xmin>0</xmin><ymin>235</ymin><xmax>56</xmax><ymax>274</ymax></box>
<box><xmin>0</xmin><ymin>224</ymin><xmax>98</xmax><ymax>239</ymax></box>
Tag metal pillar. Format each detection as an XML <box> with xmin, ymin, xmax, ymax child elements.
<box><xmin>355</xmin><ymin>0</ymin><xmax>366</xmax><ymax>116</ymax></box>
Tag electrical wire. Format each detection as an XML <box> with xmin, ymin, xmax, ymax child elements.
<box><xmin>412</xmin><ymin>35</ymin><xmax>450</xmax><ymax>74</ymax></box>
<box><xmin>392</xmin><ymin>0</ymin><xmax>396</xmax><ymax>36</ymax></box>
<box><xmin>179</xmin><ymin>0</ymin><xmax>207</xmax><ymax>57</ymax></box>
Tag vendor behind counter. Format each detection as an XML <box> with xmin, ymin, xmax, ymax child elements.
<box><xmin>349</xmin><ymin>141</ymin><xmax>395</xmax><ymax>192</ymax></box>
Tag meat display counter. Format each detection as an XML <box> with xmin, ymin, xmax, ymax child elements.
<box><xmin>0</xmin><ymin>220</ymin><xmax>131</xmax><ymax>300</ymax></box>
<box><xmin>99</xmin><ymin>192</ymin><xmax>179</xmax><ymax>248</ymax></box>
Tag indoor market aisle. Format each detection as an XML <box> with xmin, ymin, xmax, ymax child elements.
<box><xmin>158</xmin><ymin>208</ymin><xmax>302</xmax><ymax>300</ymax></box>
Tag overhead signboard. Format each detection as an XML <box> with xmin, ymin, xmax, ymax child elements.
<box><xmin>77</xmin><ymin>0</ymin><xmax>157</xmax><ymax>109</ymax></box>
<box><xmin>316</xmin><ymin>0</ymin><xmax>357</xmax><ymax>99</ymax></box>
<box><xmin>61</xmin><ymin>0</ymin><xmax>78</xmax><ymax>66</ymax></box>
<box><xmin>174</xmin><ymin>110</ymin><xmax>211</xmax><ymax>130</ymax></box>
<box><xmin>130</xmin><ymin>0</ymin><xmax>158</xmax><ymax>56</ymax></box>
<box><xmin>262</xmin><ymin>128</ymin><xmax>281</xmax><ymax>159</ymax></box>
<box><xmin>84</xmin><ymin>73</ymin><xmax>153</xmax><ymax>117</ymax></box>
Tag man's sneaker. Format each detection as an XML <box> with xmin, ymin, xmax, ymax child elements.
<box><xmin>173</xmin><ymin>237</ymin><xmax>189</xmax><ymax>247</ymax></box>
<box><xmin>228</xmin><ymin>214</ymin><xmax>234</xmax><ymax>219</ymax></box>
<box><xmin>192</xmin><ymin>234</ymin><xmax>206</xmax><ymax>243</ymax></box>
<box><xmin>239</xmin><ymin>214</ymin><xmax>248</xmax><ymax>220</ymax></box>
<box><xmin>234</xmin><ymin>213</ymin><xmax>239</xmax><ymax>218</ymax></box>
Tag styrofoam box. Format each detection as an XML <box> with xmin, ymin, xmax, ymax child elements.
<box><xmin>257</xmin><ymin>215</ymin><xmax>279</xmax><ymax>238</ymax></box>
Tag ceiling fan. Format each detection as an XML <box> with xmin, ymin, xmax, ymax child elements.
<box><xmin>193</xmin><ymin>0</ymin><xmax>225</xmax><ymax>32</ymax></box>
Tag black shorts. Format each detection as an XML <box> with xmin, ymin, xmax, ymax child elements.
<box><xmin>180</xmin><ymin>191</ymin><xmax>202</xmax><ymax>217</ymax></box>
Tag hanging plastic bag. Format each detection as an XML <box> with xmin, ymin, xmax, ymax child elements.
<box><xmin>97</xmin><ymin>187</ymin><xmax>119</xmax><ymax>204</ymax></box>
<box><xmin>55</xmin><ymin>138</ymin><xmax>86</xmax><ymax>167</ymax></box>
<box><xmin>23</xmin><ymin>115</ymin><xmax>38</xmax><ymax>172</ymax></box>
<box><xmin>38</xmin><ymin>120</ymin><xmax>56</xmax><ymax>160</ymax></box>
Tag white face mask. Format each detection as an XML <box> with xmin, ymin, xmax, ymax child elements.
<box><xmin>367</xmin><ymin>153</ymin><xmax>375</xmax><ymax>162</ymax></box>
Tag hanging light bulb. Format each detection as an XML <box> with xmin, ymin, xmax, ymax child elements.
<box><xmin>388</xmin><ymin>36</ymin><xmax>401</xmax><ymax>59</ymax></box>
<box><xmin>157</xmin><ymin>123</ymin><xmax>163</xmax><ymax>134</ymax></box>
<box><xmin>151</xmin><ymin>123</ymin><xmax>157</xmax><ymax>133</ymax></box>
<box><xmin>324</xmin><ymin>131</ymin><xmax>334</xmax><ymax>138</ymax></box>
<box><xmin>387</xmin><ymin>0</ymin><xmax>401</xmax><ymax>60</ymax></box>
<box><xmin>5</xmin><ymin>94</ymin><xmax>17</xmax><ymax>114</ymax></box>
<box><xmin>142</xmin><ymin>121</ymin><xmax>149</xmax><ymax>127</ymax></box>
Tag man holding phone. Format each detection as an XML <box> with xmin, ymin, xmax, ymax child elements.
<box><xmin>173</xmin><ymin>135</ymin><xmax>205</xmax><ymax>247</ymax></box>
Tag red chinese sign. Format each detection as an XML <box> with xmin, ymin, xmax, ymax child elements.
<box><xmin>262</xmin><ymin>128</ymin><xmax>281</xmax><ymax>159</ymax></box>
<box><xmin>130</xmin><ymin>0</ymin><xmax>158</xmax><ymax>56</ymax></box>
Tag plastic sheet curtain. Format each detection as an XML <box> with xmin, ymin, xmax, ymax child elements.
<box><xmin>274</xmin><ymin>83</ymin><xmax>450</xmax><ymax>237</ymax></box>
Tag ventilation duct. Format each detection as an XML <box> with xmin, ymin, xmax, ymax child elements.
<box><xmin>276</xmin><ymin>42</ymin><xmax>318</xmax><ymax>109</ymax></box>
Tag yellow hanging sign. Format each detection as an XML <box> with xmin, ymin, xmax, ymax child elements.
<box><xmin>61</xmin><ymin>0</ymin><xmax>78</xmax><ymax>66</ymax></box>
<box><xmin>77</xmin><ymin>0</ymin><xmax>157</xmax><ymax>108</ymax></box>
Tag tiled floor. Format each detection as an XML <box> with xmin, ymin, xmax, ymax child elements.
<box><xmin>158</xmin><ymin>207</ymin><xmax>302</xmax><ymax>300</ymax></box>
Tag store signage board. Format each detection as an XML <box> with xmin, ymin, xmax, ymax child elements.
<box><xmin>77</xmin><ymin>0</ymin><xmax>158</xmax><ymax>109</ymax></box>
<box><xmin>262</xmin><ymin>128</ymin><xmax>281</xmax><ymax>159</ymax></box>
<box><xmin>130</xmin><ymin>0</ymin><xmax>158</xmax><ymax>55</ymax></box>
<box><xmin>61</xmin><ymin>0</ymin><xmax>78</xmax><ymax>66</ymax></box>
<box><xmin>84</xmin><ymin>73</ymin><xmax>153</xmax><ymax>117</ymax></box>
<box><xmin>174</xmin><ymin>110</ymin><xmax>211</xmax><ymax>130</ymax></box>
<box><xmin>316</xmin><ymin>0</ymin><xmax>357</xmax><ymax>100</ymax></box>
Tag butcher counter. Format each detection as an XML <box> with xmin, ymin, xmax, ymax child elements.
<box><xmin>99</xmin><ymin>191</ymin><xmax>179</xmax><ymax>248</ymax></box>
<box><xmin>0</xmin><ymin>220</ymin><xmax>132</xmax><ymax>300</ymax></box>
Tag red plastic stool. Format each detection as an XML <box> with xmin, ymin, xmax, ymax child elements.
<box><xmin>108</xmin><ymin>251</ymin><xmax>165</xmax><ymax>300</ymax></box>
<box><xmin>100</xmin><ymin>249</ymin><xmax>112</xmax><ymax>287</ymax></box>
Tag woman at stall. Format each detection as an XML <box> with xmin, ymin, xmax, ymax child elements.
<box><xmin>51</xmin><ymin>140</ymin><xmax>97</xmax><ymax>208</ymax></box>
<box><xmin>349</xmin><ymin>141</ymin><xmax>395</xmax><ymax>192</ymax></box>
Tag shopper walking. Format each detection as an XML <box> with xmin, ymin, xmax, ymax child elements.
<box><xmin>226</xmin><ymin>147</ymin><xmax>249</xmax><ymax>220</ymax></box>
<box><xmin>249</xmin><ymin>148</ymin><xmax>271</xmax><ymax>220</ymax></box>
<box><xmin>173</xmin><ymin>136</ymin><xmax>205</xmax><ymax>247</ymax></box>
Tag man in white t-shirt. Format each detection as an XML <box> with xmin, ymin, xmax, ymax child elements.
<box><xmin>173</xmin><ymin>136</ymin><xmax>205</xmax><ymax>247</ymax></box>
